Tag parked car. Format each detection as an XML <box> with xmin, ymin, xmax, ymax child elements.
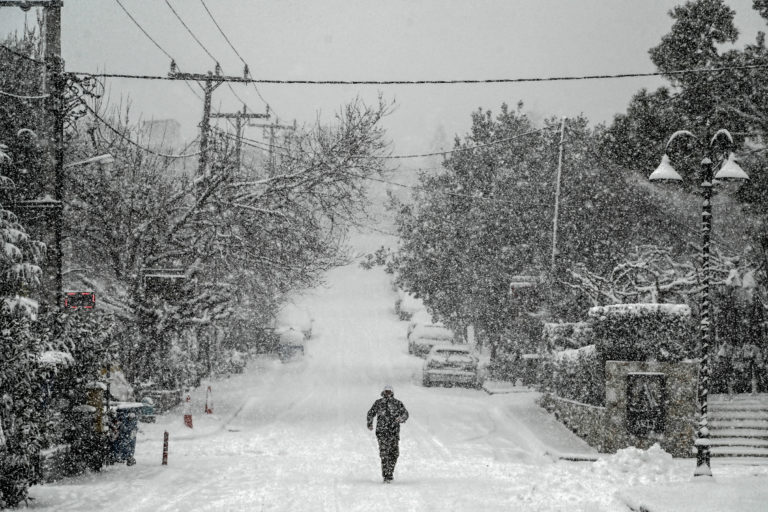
<box><xmin>408</xmin><ymin>323</ymin><xmax>458</xmax><ymax>357</ymax></box>
<box><xmin>422</xmin><ymin>344</ymin><xmax>483</xmax><ymax>388</ymax></box>
<box><xmin>277</xmin><ymin>327</ymin><xmax>305</xmax><ymax>363</ymax></box>
<box><xmin>406</xmin><ymin>311</ymin><xmax>435</xmax><ymax>338</ymax></box>
<box><xmin>276</xmin><ymin>304</ymin><xmax>314</xmax><ymax>339</ymax></box>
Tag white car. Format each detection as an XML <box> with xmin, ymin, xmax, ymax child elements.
<box><xmin>422</xmin><ymin>344</ymin><xmax>483</xmax><ymax>388</ymax></box>
<box><xmin>275</xmin><ymin>304</ymin><xmax>314</xmax><ymax>339</ymax></box>
<box><xmin>408</xmin><ymin>324</ymin><xmax>458</xmax><ymax>357</ymax></box>
<box><xmin>276</xmin><ymin>327</ymin><xmax>305</xmax><ymax>363</ymax></box>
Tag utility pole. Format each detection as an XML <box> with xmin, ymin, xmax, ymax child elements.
<box><xmin>169</xmin><ymin>63</ymin><xmax>251</xmax><ymax>179</ymax></box>
<box><xmin>45</xmin><ymin>0</ymin><xmax>64</xmax><ymax>313</ymax></box>
<box><xmin>249</xmin><ymin>117</ymin><xmax>297</xmax><ymax>177</ymax></box>
<box><xmin>210</xmin><ymin>104</ymin><xmax>270</xmax><ymax>172</ymax></box>
<box><xmin>0</xmin><ymin>1</ymin><xmax>65</xmax><ymax>313</ymax></box>
<box><xmin>0</xmin><ymin>1</ymin><xmax>65</xmax><ymax>316</ymax></box>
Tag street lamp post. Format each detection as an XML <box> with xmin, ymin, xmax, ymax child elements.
<box><xmin>649</xmin><ymin>129</ymin><xmax>750</xmax><ymax>477</ymax></box>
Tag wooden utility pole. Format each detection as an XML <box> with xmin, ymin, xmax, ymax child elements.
<box><xmin>210</xmin><ymin>104</ymin><xmax>270</xmax><ymax>172</ymax></box>
<box><xmin>0</xmin><ymin>1</ymin><xmax>65</xmax><ymax>312</ymax></box>
<box><xmin>44</xmin><ymin>1</ymin><xmax>65</xmax><ymax>311</ymax></box>
<box><xmin>169</xmin><ymin>64</ymin><xmax>250</xmax><ymax>178</ymax></box>
<box><xmin>249</xmin><ymin>117</ymin><xmax>297</xmax><ymax>176</ymax></box>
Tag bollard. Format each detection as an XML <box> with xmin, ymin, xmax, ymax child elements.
<box><xmin>162</xmin><ymin>431</ymin><xmax>169</xmax><ymax>465</ymax></box>
<box><xmin>183</xmin><ymin>395</ymin><xmax>193</xmax><ymax>428</ymax></box>
<box><xmin>205</xmin><ymin>386</ymin><xmax>213</xmax><ymax>414</ymax></box>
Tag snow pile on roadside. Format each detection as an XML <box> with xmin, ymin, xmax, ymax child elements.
<box><xmin>591</xmin><ymin>443</ymin><xmax>676</xmax><ymax>485</ymax></box>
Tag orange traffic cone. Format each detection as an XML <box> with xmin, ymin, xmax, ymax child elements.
<box><xmin>183</xmin><ymin>395</ymin><xmax>193</xmax><ymax>428</ymax></box>
<box><xmin>204</xmin><ymin>386</ymin><xmax>213</xmax><ymax>414</ymax></box>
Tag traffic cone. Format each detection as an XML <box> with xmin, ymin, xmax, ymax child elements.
<box><xmin>183</xmin><ymin>395</ymin><xmax>193</xmax><ymax>428</ymax></box>
<box><xmin>205</xmin><ymin>386</ymin><xmax>213</xmax><ymax>414</ymax></box>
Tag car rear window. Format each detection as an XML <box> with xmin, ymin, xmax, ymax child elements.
<box><xmin>433</xmin><ymin>350</ymin><xmax>474</xmax><ymax>363</ymax></box>
<box><xmin>415</xmin><ymin>325</ymin><xmax>454</xmax><ymax>340</ymax></box>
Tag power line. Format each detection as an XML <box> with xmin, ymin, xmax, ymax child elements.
<box><xmin>0</xmin><ymin>89</ymin><xmax>48</xmax><ymax>100</ymax></box>
<box><xmin>111</xmin><ymin>0</ymin><xmax>202</xmax><ymax>101</ymax></box>
<box><xmin>162</xmin><ymin>0</ymin><xmax>265</xmax><ymax>122</ymax></box>
<box><xmin>0</xmin><ymin>42</ymin><xmax>44</xmax><ymax>65</ymax></box>
<box><xmin>197</xmin><ymin>0</ymin><xmax>275</xmax><ymax>116</ymax></box>
<box><xmin>164</xmin><ymin>0</ymin><xmax>218</xmax><ymax>63</ymax></box>
<box><xmin>223</xmin><ymin>127</ymin><xmax>550</xmax><ymax>160</ymax></box>
<box><xmin>82</xmin><ymin>101</ymin><xmax>202</xmax><ymax>159</ymax></box>
<box><xmin>70</xmin><ymin>62</ymin><xmax>768</xmax><ymax>85</ymax></box>
<box><xmin>114</xmin><ymin>0</ymin><xmax>173</xmax><ymax>61</ymax></box>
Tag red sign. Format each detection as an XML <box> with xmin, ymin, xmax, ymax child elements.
<box><xmin>64</xmin><ymin>292</ymin><xmax>95</xmax><ymax>310</ymax></box>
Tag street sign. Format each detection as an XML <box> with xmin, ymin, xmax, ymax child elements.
<box><xmin>64</xmin><ymin>291</ymin><xmax>95</xmax><ymax>310</ymax></box>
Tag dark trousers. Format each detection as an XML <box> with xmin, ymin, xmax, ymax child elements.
<box><xmin>377</xmin><ymin>435</ymin><xmax>399</xmax><ymax>480</ymax></box>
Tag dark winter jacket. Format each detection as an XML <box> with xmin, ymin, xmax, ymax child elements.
<box><xmin>367</xmin><ymin>394</ymin><xmax>409</xmax><ymax>439</ymax></box>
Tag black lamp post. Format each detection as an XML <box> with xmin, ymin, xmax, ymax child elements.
<box><xmin>649</xmin><ymin>129</ymin><xmax>750</xmax><ymax>477</ymax></box>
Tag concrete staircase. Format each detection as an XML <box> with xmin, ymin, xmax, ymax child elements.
<box><xmin>708</xmin><ymin>394</ymin><xmax>768</xmax><ymax>464</ymax></box>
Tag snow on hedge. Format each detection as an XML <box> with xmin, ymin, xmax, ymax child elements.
<box><xmin>588</xmin><ymin>303</ymin><xmax>691</xmax><ymax>319</ymax></box>
<box><xmin>552</xmin><ymin>344</ymin><xmax>596</xmax><ymax>362</ymax></box>
<box><xmin>588</xmin><ymin>303</ymin><xmax>691</xmax><ymax>317</ymax></box>
<box><xmin>2</xmin><ymin>295</ymin><xmax>38</xmax><ymax>320</ymax></box>
<box><xmin>542</xmin><ymin>321</ymin><xmax>592</xmax><ymax>350</ymax></box>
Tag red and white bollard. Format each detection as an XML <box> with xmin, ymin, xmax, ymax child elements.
<box><xmin>162</xmin><ymin>431</ymin><xmax>169</xmax><ymax>465</ymax></box>
<box><xmin>183</xmin><ymin>395</ymin><xmax>193</xmax><ymax>429</ymax></box>
<box><xmin>205</xmin><ymin>386</ymin><xmax>213</xmax><ymax>415</ymax></box>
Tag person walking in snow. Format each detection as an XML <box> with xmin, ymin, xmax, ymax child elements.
<box><xmin>367</xmin><ymin>385</ymin><xmax>409</xmax><ymax>483</ymax></box>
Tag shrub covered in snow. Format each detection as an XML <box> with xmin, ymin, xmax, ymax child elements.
<box><xmin>588</xmin><ymin>303</ymin><xmax>694</xmax><ymax>363</ymax></box>
<box><xmin>538</xmin><ymin>345</ymin><xmax>605</xmax><ymax>406</ymax></box>
<box><xmin>541</xmin><ymin>321</ymin><xmax>593</xmax><ymax>351</ymax></box>
<box><xmin>0</xmin><ymin>314</ymin><xmax>44</xmax><ymax>508</ymax></box>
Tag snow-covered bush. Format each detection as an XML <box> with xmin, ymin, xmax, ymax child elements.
<box><xmin>538</xmin><ymin>345</ymin><xmax>605</xmax><ymax>406</ymax></box>
<box><xmin>0</xmin><ymin>314</ymin><xmax>44</xmax><ymax>508</ymax></box>
<box><xmin>0</xmin><ymin>127</ymin><xmax>46</xmax><ymax>506</ymax></box>
<box><xmin>542</xmin><ymin>321</ymin><xmax>593</xmax><ymax>351</ymax></box>
<box><xmin>588</xmin><ymin>303</ymin><xmax>694</xmax><ymax>363</ymax></box>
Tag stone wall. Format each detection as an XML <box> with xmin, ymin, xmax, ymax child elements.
<box><xmin>540</xmin><ymin>360</ymin><xmax>699</xmax><ymax>458</ymax></box>
<box><xmin>604</xmin><ymin>360</ymin><xmax>698</xmax><ymax>458</ymax></box>
<box><xmin>538</xmin><ymin>394</ymin><xmax>607</xmax><ymax>450</ymax></box>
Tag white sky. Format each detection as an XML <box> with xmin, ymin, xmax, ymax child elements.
<box><xmin>1</xmin><ymin>1</ymin><xmax>766</xmax><ymax>158</ymax></box>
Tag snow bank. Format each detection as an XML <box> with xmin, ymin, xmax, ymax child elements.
<box><xmin>592</xmin><ymin>443</ymin><xmax>675</xmax><ymax>485</ymax></box>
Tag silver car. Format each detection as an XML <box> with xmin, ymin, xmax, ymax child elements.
<box><xmin>408</xmin><ymin>323</ymin><xmax>457</xmax><ymax>357</ymax></box>
<box><xmin>422</xmin><ymin>344</ymin><xmax>483</xmax><ymax>388</ymax></box>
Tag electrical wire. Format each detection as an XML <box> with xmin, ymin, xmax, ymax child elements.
<box><xmin>114</xmin><ymin>0</ymin><xmax>173</xmax><ymax>61</ymax></box>
<box><xmin>82</xmin><ymin>101</ymin><xmax>202</xmax><ymax>159</ymax></box>
<box><xmin>198</xmin><ymin>0</ymin><xmax>276</xmax><ymax>116</ymax></box>
<box><xmin>164</xmin><ymin>0</ymin><xmax>218</xmax><ymax>63</ymax></box>
<box><xmin>111</xmin><ymin>0</ymin><xmax>202</xmax><ymax>101</ymax></box>
<box><xmin>71</xmin><ymin>62</ymin><xmax>768</xmax><ymax>85</ymax></box>
<box><xmin>222</xmin><ymin>127</ymin><xmax>550</xmax><ymax>160</ymax></box>
<box><xmin>0</xmin><ymin>42</ymin><xmax>44</xmax><ymax>65</ymax></box>
<box><xmin>0</xmin><ymin>89</ymin><xmax>48</xmax><ymax>100</ymax></box>
<box><xmin>162</xmin><ymin>0</ymin><xmax>268</xmax><ymax>124</ymax></box>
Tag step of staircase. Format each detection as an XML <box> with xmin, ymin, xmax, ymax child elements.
<box><xmin>710</xmin><ymin>410</ymin><xmax>768</xmax><ymax>420</ymax></box>
<box><xmin>707</xmin><ymin>437</ymin><xmax>768</xmax><ymax>448</ymax></box>
<box><xmin>707</xmin><ymin>396</ymin><xmax>768</xmax><ymax>461</ymax></box>
<box><xmin>710</xmin><ymin>428</ymin><xmax>768</xmax><ymax>440</ymax></box>
<box><xmin>710</xmin><ymin>446</ymin><xmax>768</xmax><ymax>457</ymax></box>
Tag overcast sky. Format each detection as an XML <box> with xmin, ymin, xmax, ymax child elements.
<box><xmin>2</xmin><ymin>1</ymin><xmax>766</xmax><ymax>162</ymax></box>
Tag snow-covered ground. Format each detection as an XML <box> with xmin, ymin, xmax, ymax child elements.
<box><xmin>27</xmin><ymin>231</ymin><xmax>768</xmax><ymax>511</ymax></box>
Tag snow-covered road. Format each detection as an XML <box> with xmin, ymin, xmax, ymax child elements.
<box><xmin>27</xmin><ymin>234</ymin><xmax>768</xmax><ymax>511</ymax></box>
